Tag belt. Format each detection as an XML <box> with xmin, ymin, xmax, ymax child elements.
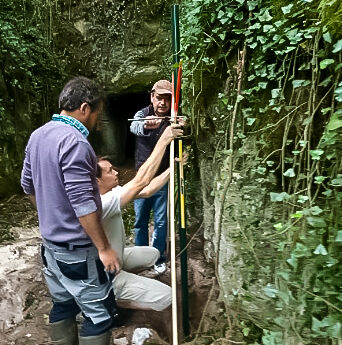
<box><xmin>51</xmin><ymin>241</ymin><xmax>93</xmax><ymax>250</ymax></box>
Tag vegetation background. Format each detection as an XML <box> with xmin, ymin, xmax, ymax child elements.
<box><xmin>0</xmin><ymin>0</ymin><xmax>341</xmax><ymax>344</ymax></box>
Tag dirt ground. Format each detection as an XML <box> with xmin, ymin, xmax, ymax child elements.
<box><xmin>0</xmin><ymin>168</ymin><xmax>214</xmax><ymax>345</ymax></box>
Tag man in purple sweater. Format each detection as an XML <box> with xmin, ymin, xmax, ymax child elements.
<box><xmin>21</xmin><ymin>77</ymin><xmax>120</xmax><ymax>345</ymax></box>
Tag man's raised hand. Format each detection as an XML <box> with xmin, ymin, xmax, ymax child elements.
<box><xmin>143</xmin><ymin>116</ymin><xmax>163</xmax><ymax>129</ymax></box>
<box><xmin>161</xmin><ymin>123</ymin><xmax>183</xmax><ymax>144</ymax></box>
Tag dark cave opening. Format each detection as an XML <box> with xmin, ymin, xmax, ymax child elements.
<box><xmin>89</xmin><ymin>90</ymin><xmax>150</xmax><ymax>167</ymax></box>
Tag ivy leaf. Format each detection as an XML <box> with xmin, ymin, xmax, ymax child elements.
<box><xmin>257</xmin><ymin>36</ymin><xmax>267</xmax><ymax>44</ymax></box>
<box><xmin>298</xmin><ymin>195</ymin><xmax>309</xmax><ymax>203</ymax></box>
<box><xmin>290</xmin><ymin>211</ymin><xmax>303</xmax><ymax>219</ymax></box>
<box><xmin>218</xmin><ymin>32</ymin><xmax>226</xmax><ymax>40</ymax></box>
<box><xmin>263</xmin><ymin>25</ymin><xmax>273</xmax><ymax>32</ymax></box>
<box><xmin>273</xmin><ymin>222</ymin><xmax>283</xmax><ymax>231</ymax></box>
<box><xmin>237</xmin><ymin>95</ymin><xmax>244</xmax><ymax>102</ymax></box>
<box><xmin>247</xmin><ymin>1</ymin><xmax>258</xmax><ymax>11</ymax></box>
<box><xmin>242</xmin><ymin>327</ymin><xmax>250</xmax><ymax>337</ymax></box>
<box><xmin>322</xmin><ymin>189</ymin><xmax>332</xmax><ymax>196</ymax></box>
<box><xmin>321</xmin><ymin>107</ymin><xmax>331</xmax><ymax>115</ymax></box>
<box><xmin>324</xmin><ymin>256</ymin><xmax>338</xmax><ymax>267</ymax></box>
<box><xmin>314</xmin><ymin>176</ymin><xmax>327</xmax><ymax>184</ymax></box>
<box><xmin>327</xmin><ymin>111</ymin><xmax>342</xmax><ymax>130</ymax></box>
<box><xmin>310</xmin><ymin>206</ymin><xmax>323</xmax><ymax>215</ymax></box>
<box><xmin>335</xmin><ymin>63</ymin><xmax>342</xmax><ymax>71</ymax></box>
<box><xmin>336</xmin><ymin>231</ymin><xmax>342</xmax><ymax>242</ymax></box>
<box><xmin>217</xmin><ymin>10</ymin><xmax>225</xmax><ymax>19</ymax></box>
<box><xmin>313</xmin><ymin>244</ymin><xmax>328</xmax><ymax>255</ymax></box>
<box><xmin>318</xmin><ymin>76</ymin><xmax>332</xmax><ymax>87</ymax></box>
<box><xmin>287</xmin><ymin>255</ymin><xmax>297</xmax><ymax>268</ymax></box>
<box><xmin>257</xmin><ymin>166</ymin><xmax>266</xmax><ymax>174</ymax></box>
<box><xmin>320</xmin><ymin>59</ymin><xmax>335</xmax><ymax>69</ymax></box>
<box><xmin>312</xmin><ymin>316</ymin><xmax>328</xmax><ymax>332</ymax></box>
<box><xmin>310</xmin><ymin>149</ymin><xmax>324</xmax><ymax>160</ymax></box>
<box><xmin>285</xmin><ymin>45</ymin><xmax>296</xmax><ymax>53</ymax></box>
<box><xmin>334</xmin><ymin>86</ymin><xmax>342</xmax><ymax>102</ymax></box>
<box><xmin>292</xmin><ymin>79</ymin><xmax>311</xmax><ymax>88</ymax></box>
<box><xmin>327</xmin><ymin>321</ymin><xmax>342</xmax><ymax>338</ymax></box>
<box><xmin>277</xmin><ymin>270</ymin><xmax>290</xmax><ymax>281</ymax></box>
<box><xmin>299</xmin><ymin>62</ymin><xmax>310</xmax><ymax>70</ymax></box>
<box><xmin>274</xmin><ymin>20</ymin><xmax>285</xmax><ymax>28</ymax></box>
<box><xmin>293</xmin><ymin>243</ymin><xmax>311</xmax><ymax>257</ymax></box>
<box><xmin>307</xmin><ymin>216</ymin><xmax>327</xmax><ymax>228</ymax></box>
<box><xmin>263</xmin><ymin>284</ymin><xmax>278</xmax><ymax>298</ymax></box>
<box><xmin>281</xmin><ymin>4</ymin><xmax>293</xmax><ymax>14</ymax></box>
<box><xmin>249</xmin><ymin>22</ymin><xmax>261</xmax><ymax>30</ymax></box>
<box><xmin>259</xmin><ymin>9</ymin><xmax>272</xmax><ymax>22</ymax></box>
<box><xmin>271</xmin><ymin>88</ymin><xmax>281</xmax><ymax>98</ymax></box>
<box><xmin>247</xmin><ymin>117</ymin><xmax>256</xmax><ymax>125</ymax></box>
<box><xmin>323</xmin><ymin>32</ymin><xmax>332</xmax><ymax>43</ymax></box>
<box><xmin>270</xmin><ymin>192</ymin><xmax>291</xmax><ymax>202</ymax></box>
<box><xmin>332</xmin><ymin>39</ymin><xmax>342</xmax><ymax>53</ymax></box>
<box><xmin>283</xmin><ymin>168</ymin><xmax>295</xmax><ymax>177</ymax></box>
<box><xmin>331</xmin><ymin>176</ymin><xmax>342</xmax><ymax>186</ymax></box>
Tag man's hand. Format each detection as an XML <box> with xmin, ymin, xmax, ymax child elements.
<box><xmin>99</xmin><ymin>246</ymin><xmax>121</xmax><ymax>274</ymax></box>
<box><xmin>175</xmin><ymin>151</ymin><xmax>189</xmax><ymax>165</ymax></box>
<box><xmin>176</xmin><ymin>116</ymin><xmax>187</xmax><ymax>127</ymax></box>
<box><xmin>160</xmin><ymin>123</ymin><xmax>184</xmax><ymax>144</ymax></box>
<box><xmin>144</xmin><ymin>116</ymin><xmax>163</xmax><ymax>129</ymax></box>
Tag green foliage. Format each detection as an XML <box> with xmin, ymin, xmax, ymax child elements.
<box><xmin>180</xmin><ymin>0</ymin><xmax>342</xmax><ymax>343</ymax></box>
<box><xmin>0</xmin><ymin>0</ymin><xmax>66</xmax><ymax>197</ymax></box>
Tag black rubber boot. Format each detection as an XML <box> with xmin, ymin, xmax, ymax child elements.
<box><xmin>49</xmin><ymin>318</ymin><xmax>78</xmax><ymax>345</ymax></box>
<box><xmin>79</xmin><ymin>331</ymin><xmax>111</xmax><ymax>345</ymax></box>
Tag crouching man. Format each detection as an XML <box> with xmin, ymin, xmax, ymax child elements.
<box><xmin>97</xmin><ymin>123</ymin><xmax>184</xmax><ymax>311</ymax></box>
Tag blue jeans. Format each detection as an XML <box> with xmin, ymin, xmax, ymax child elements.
<box><xmin>134</xmin><ymin>183</ymin><xmax>168</xmax><ymax>264</ymax></box>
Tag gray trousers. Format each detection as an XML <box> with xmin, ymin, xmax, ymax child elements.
<box><xmin>42</xmin><ymin>239</ymin><xmax>116</xmax><ymax>327</ymax></box>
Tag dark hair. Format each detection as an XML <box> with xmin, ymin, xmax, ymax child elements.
<box><xmin>96</xmin><ymin>155</ymin><xmax>110</xmax><ymax>178</ymax></box>
<box><xmin>59</xmin><ymin>76</ymin><xmax>104</xmax><ymax>112</ymax></box>
<box><xmin>96</xmin><ymin>163</ymin><xmax>102</xmax><ymax>178</ymax></box>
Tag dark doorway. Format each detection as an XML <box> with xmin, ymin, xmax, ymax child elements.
<box><xmin>90</xmin><ymin>90</ymin><xmax>150</xmax><ymax>167</ymax></box>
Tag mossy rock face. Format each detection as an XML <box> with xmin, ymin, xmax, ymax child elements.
<box><xmin>52</xmin><ymin>0</ymin><xmax>172</xmax><ymax>93</ymax></box>
<box><xmin>1</xmin><ymin>0</ymin><xmax>173</xmax><ymax>197</ymax></box>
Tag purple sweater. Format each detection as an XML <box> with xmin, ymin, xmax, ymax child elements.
<box><xmin>21</xmin><ymin>120</ymin><xmax>101</xmax><ymax>244</ymax></box>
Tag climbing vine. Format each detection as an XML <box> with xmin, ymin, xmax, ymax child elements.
<box><xmin>181</xmin><ymin>0</ymin><xmax>341</xmax><ymax>343</ymax></box>
<box><xmin>0</xmin><ymin>0</ymin><xmax>67</xmax><ymax>196</ymax></box>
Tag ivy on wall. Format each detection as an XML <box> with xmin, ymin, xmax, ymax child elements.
<box><xmin>180</xmin><ymin>0</ymin><xmax>341</xmax><ymax>343</ymax></box>
<box><xmin>0</xmin><ymin>0</ymin><xmax>67</xmax><ymax>196</ymax></box>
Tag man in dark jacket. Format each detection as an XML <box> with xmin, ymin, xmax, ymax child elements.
<box><xmin>129</xmin><ymin>80</ymin><xmax>172</xmax><ymax>274</ymax></box>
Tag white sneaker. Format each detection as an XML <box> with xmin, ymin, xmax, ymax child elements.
<box><xmin>154</xmin><ymin>263</ymin><xmax>167</xmax><ymax>274</ymax></box>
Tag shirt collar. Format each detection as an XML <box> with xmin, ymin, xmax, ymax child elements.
<box><xmin>52</xmin><ymin>114</ymin><xmax>89</xmax><ymax>138</ymax></box>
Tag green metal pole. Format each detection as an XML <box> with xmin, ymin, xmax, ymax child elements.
<box><xmin>171</xmin><ymin>4</ymin><xmax>190</xmax><ymax>337</ymax></box>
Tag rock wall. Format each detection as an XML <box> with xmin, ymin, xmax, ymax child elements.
<box><xmin>0</xmin><ymin>0</ymin><xmax>174</xmax><ymax>197</ymax></box>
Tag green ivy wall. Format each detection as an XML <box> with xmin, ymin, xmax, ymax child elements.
<box><xmin>180</xmin><ymin>0</ymin><xmax>341</xmax><ymax>344</ymax></box>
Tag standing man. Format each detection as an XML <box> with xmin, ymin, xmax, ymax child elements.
<box><xmin>130</xmin><ymin>80</ymin><xmax>172</xmax><ymax>274</ymax></box>
<box><xmin>97</xmin><ymin>122</ymin><xmax>183</xmax><ymax>311</ymax></box>
<box><xmin>21</xmin><ymin>77</ymin><xmax>120</xmax><ymax>345</ymax></box>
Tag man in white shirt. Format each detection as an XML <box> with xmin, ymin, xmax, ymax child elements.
<box><xmin>96</xmin><ymin>123</ymin><xmax>182</xmax><ymax>311</ymax></box>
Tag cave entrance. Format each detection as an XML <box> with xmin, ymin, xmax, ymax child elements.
<box><xmin>90</xmin><ymin>90</ymin><xmax>150</xmax><ymax>168</ymax></box>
